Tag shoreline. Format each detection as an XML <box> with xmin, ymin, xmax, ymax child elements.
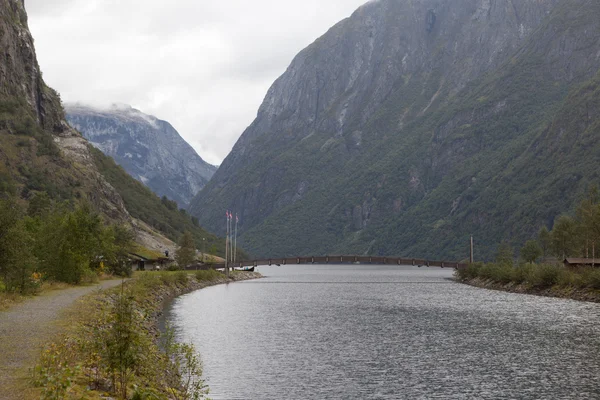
<box><xmin>456</xmin><ymin>276</ymin><xmax>600</xmax><ymax>303</ymax></box>
<box><xmin>154</xmin><ymin>271</ymin><xmax>263</xmax><ymax>333</ymax></box>
<box><xmin>22</xmin><ymin>270</ymin><xmax>262</xmax><ymax>400</ymax></box>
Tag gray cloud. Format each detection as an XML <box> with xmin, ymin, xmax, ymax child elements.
<box><xmin>26</xmin><ymin>0</ymin><xmax>367</xmax><ymax>165</ymax></box>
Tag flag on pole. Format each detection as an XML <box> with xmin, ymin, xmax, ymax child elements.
<box><xmin>234</xmin><ymin>213</ymin><xmax>238</xmax><ymax>265</ymax></box>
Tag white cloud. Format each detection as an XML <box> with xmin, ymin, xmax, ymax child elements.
<box><xmin>26</xmin><ymin>0</ymin><xmax>367</xmax><ymax>166</ymax></box>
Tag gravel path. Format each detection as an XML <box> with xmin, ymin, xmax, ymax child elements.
<box><xmin>0</xmin><ymin>279</ymin><xmax>125</xmax><ymax>399</ymax></box>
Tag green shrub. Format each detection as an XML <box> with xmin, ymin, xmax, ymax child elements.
<box><xmin>526</xmin><ymin>264</ymin><xmax>561</xmax><ymax>288</ymax></box>
<box><xmin>588</xmin><ymin>269</ymin><xmax>600</xmax><ymax>289</ymax></box>
<box><xmin>167</xmin><ymin>264</ymin><xmax>181</xmax><ymax>271</ymax></box>
<box><xmin>470</xmin><ymin>263</ymin><xmax>515</xmax><ymax>284</ymax></box>
<box><xmin>157</xmin><ymin>271</ymin><xmax>189</xmax><ymax>286</ymax></box>
<box><xmin>491</xmin><ymin>264</ymin><xmax>513</xmax><ymax>284</ymax></box>
<box><xmin>578</xmin><ymin>267</ymin><xmax>600</xmax><ymax>289</ymax></box>
<box><xmin>557</xmin><ymin>268</ymin><xmax>577</xmax><ymax>287</ymax></box>
<box><xmin>512</xmin><ymin>264</ymin><xmax>534</xmax><ymax>284</ymax></box>
<box><xmin>455</xmin><ymin>262</ymin><xmax>483</xmax><ymax>280</ymax></box>
<box><xmin>195</xmin><ymin>269</ymin><xmax>223</xmax><ymax>282</ymax></box>
<box><xmin>456</xmin><ymin>258</ymin><xmax>600</xmax><ymax>291</ymax></box>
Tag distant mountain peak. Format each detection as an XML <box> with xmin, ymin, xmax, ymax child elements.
<box><xmin>65</xmin><ymin>103</ymin><xmax>163</xmax><ymax>129</ymax></box>
<box><xmin>66</xmin><ymin>104</ymin><xmax>217</xmax><ymax>208</ymax></box>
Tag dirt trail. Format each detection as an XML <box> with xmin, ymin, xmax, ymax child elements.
<box><xmin>0</xmin><ymin>279</ymin><xmax>125</xmax><ymax>399</ymax></box>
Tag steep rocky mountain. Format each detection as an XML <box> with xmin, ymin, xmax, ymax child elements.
<box><xmin>66</xmin><ymin>104</ymin><xmax>217</xmax><ymax>208</ymax></box>
<box><xmin>190</xmin><ymin>0</ymin><xmax>600</xmax><ymax>260</ymax></box>
<box><xmin>0</xmin><ymin>0</ymin><xmax>224</xmax><ymax>255</ymax></box>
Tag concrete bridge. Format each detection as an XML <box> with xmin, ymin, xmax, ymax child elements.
<box><xmin>187</xmin><ymin>255</ymin><xmax>469</xmax><ymax>271</ymax></box>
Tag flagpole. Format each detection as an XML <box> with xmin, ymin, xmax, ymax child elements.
<box><xmin>225</xmin><ymin>211</ymin><xmax>229</xmax><ymax>276</ymax></box>
<box><xmin>234</xmin><ymin>214</ymin><xmax>238</xmax><ymax>266</ymax></box>
<box><xmin>228</xmin><ymin>212</ymin><xmax>232</xmax><ymax>271</ymax></box>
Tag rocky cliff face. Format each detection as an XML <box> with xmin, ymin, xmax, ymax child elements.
<box><xmin>0</xmin><ymin>0</ymin><xmax>130</xmax><ymax>220</ymax></box>
<box><xmin>0</xmin><ymin>0</ymin><xmax>64</xmax><ymax>132</ymax></box>
<box><xmin>190</xmin><ymin>0</ymin><xmax>600</xmax><ymax>259</ymax></box>
<box><xmin>0</xmin><ymin>0</ymin><xmax>222</xmax><ymax>254</ymax></box>
<box><xmin>66</xmin><ymin>104</ymin><xmax>217</xmax><ymax>208</ymax></box>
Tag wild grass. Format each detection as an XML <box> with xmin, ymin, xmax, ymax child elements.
<box><xmin>29</xmin><ymin>272</ymin><xmax>212</xmax><ymax>399</ymax></box>
<box><xmin>0</xmin><ymin>290</ymin><xmax>23</xmax><ymax>310</ymax></box>
<box><xmin>195</xmin><ymin>269</ymin><xmax>225</xmax><ymax>282</ymax></box>
<box><xmin>456</xmin><ymin>262</ymin><xmax>600</xmax><ymax>290</ymax></box>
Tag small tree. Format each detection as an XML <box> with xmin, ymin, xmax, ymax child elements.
<box><xmin>550</xmin><ymin>215</ymin><xmax>579</xmax><ymax>259</ymax></box>
<box><xmin>176</xmin><ymin>231</ymin><xmax>196</xmax><ymax>269</ymax></box>
<box><xmin>0</xmin><ymin>199</ymin><xmax>38</xmax><ymax>293</ymax></box>
<box><xmin>35</xmin><ymin>202</ymin><xmax>110</xmax><ymax>284</ymax></box>
<box><xmin>163</xmin><ymin>326</ymin><xmax>209</xmax><ymax>400</ymax></box>
<box><xmin>104</xmin><ymin>287</ymin><xmax>141</xmax><ymax>398</ymax></box>
<box><xmin>103</xmin><ymin>225</ymin><xmax>136</xmax><ymax>277</ymax></box>
<box><xmin>207</xmin><ymin>244</ymin><xmax>218</xmax><ymax>264</ymax></box>
<box><xmin>538</xmin><ymin>226</ymin><xmax>551</xmax><ymax>258</ymax></box>
<box><xmin>495</xmin><ymin>241</ymin><xmax>514</xmax><ymax>266</ymax></box>
<box><xmin>521</xmin><ymin>240</ymin><xmax>542</xmax><ymax>264</ymax></box>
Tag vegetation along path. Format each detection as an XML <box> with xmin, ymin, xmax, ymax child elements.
<box><xmin>0</xmin><ymin>279</ymin><xmax>125</xmax><ymax>399</ymax></box>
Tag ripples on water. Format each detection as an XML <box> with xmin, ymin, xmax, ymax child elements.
<box><xmin>167</xmin><ymin>265</ymin><xmax>600</xmax><ymax>399</ymax></box>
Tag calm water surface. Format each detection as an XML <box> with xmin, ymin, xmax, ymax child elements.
<box><xmin>167</xmin><ymin>265</ymin><xmax>600</xmax><ymax>399</ymax></box>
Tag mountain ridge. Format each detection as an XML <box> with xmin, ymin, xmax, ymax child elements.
<box><xmin>190</xmin><ymin>0</ymin><xmax>600</xmax><ymax>260</ymax></box>
<box><xmin>66</xmin><ymin>103</ymin><xmax>217</xmax><ymax>208</ymax></box>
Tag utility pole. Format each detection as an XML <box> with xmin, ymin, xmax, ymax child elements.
<box><xmin>470</xmin><ymin>235</ymin><xmax>474</xmax><ymax>264</ymax></box>
<box><xmin>202</xmin><ymin>237</ymin><xmax>206</xmax><ymax>263</ymax></box>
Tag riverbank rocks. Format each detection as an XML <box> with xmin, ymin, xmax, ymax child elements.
<box><xmin>459</xmin><ymin>277</ymin><xmax>600</xmax><ymax>303</ymax></box>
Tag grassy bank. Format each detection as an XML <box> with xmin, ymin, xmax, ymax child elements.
<box><xmin>455</xmin><ymin>263</ymin><xmax>600</xmax><ymax>302</ymax></box>
<box><xmin>28</xmin><ymin>270</ymin><xmax>261</xmax><ymax>400</ymax></box>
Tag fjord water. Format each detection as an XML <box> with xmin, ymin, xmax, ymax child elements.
<box><xmin>167</xmin><ymin>265</ymin><xmax>600</xmax><ymax>399</ymax></box>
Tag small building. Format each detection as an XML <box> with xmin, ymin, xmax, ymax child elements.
<box><xmin>128</xmin><ymin>253</ymin><xmax>147</xmax><ymax>271</ymax></box>
<box><xmin>128</xmin><ymin>253</ymin><xmax>176</xmax><ymax>271</ymax></box>
<box><xmin>563</xmin><ymin>258</ymin><xmax>600</xmax><ymax>268</ymax></box>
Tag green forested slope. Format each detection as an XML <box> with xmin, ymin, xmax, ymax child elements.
<box><xmin>191</xmin><ymin>0</ymin><xmax>600</xmax><ymax>260</ymax></box>
<box><xmin>90</xmin><ymin>147</ymin><xmax>224</xmax><ymax>255</ymax></box>
<box><xmin>0</xmin><ymin>0</ymin><xmax>225</xmax><ymax>258</ymax></box>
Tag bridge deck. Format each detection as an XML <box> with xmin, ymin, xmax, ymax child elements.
<box><xmin>186</xmin><ymin>256</ymin><xmax>468</xmax><ymax>271</ymax></box>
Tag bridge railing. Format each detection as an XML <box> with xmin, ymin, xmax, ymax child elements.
<box><xmin>186</xmin><ymin>256</ymin><xmax>468</xmax><ymax>270</ymax></box>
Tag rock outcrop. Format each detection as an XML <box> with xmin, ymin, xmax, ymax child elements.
<box><xmin>66</xmin><ymin>104</ymin><xmax>217</xmax><ymax>208</ymax></box>
<box><xmin>0</xmin><ymin>0</ymin><xmax>129</xmax><ymax>220</ymax></box>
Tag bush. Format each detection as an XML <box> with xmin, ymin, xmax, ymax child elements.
<box><xmin>525</xmin><ymin>264</ymin><xmax>560</xmax><ymax>288</ymax></box>
<box><xmin>195</xmin><ymin>269</ymin><xmax>223</xmax><ymax>282</ymax></box>
<box><xmin>557</xmin><ymin>268</ymin><xmax>577</xmax><ymax>287</ymax></box>
<box><xmin>573</xmin><ymin>267</ymin><xmax>600</xmax><ymax>289</ymax></box>
<box><xmin>511</xmin><ymin>264</ymin><xmax>534</xmax><ymax>284</ymax></box>
<box><xmin>491</xmin><ymin>264</ymin><xmax>513</xmax><ymax>284</ymax></box>
<box><xmin>455</xmin><ymin>262</ymin><xmax>483</xmax><ymax>280</ymax></box>
<box><xmin>456</xmin><ymin>258</ymin><xmax>600</xmax><ymax>291</ymax></box>
<box><xmin>157</xmin><ymin>271</ymin><xmax>189</xmax><ymax>287</ymax></box>
<box><xmin>167</xmin><ymin>264</ymin><xmax>181</xmax><ymax>271</ymax></box>
<box><xmin>469</xmin><ymin>263</ymin><xmax>515</xmax><ymax>284</ymax></box>
<box><xmin>587</xmin><ymin>269</ymin><xmax>600</xmax><ymax>289</ymax></box>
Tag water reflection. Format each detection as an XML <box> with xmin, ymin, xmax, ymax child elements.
<box><xmin>168</xmin><ymin>265</ymin><xmax>600</xmax><ymax>399</ymax></box>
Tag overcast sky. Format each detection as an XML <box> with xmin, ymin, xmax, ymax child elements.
<box><xmin>25</xmin><ymin>0</ymin><xmax>368</xmax><ymax>165</ymax></box>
